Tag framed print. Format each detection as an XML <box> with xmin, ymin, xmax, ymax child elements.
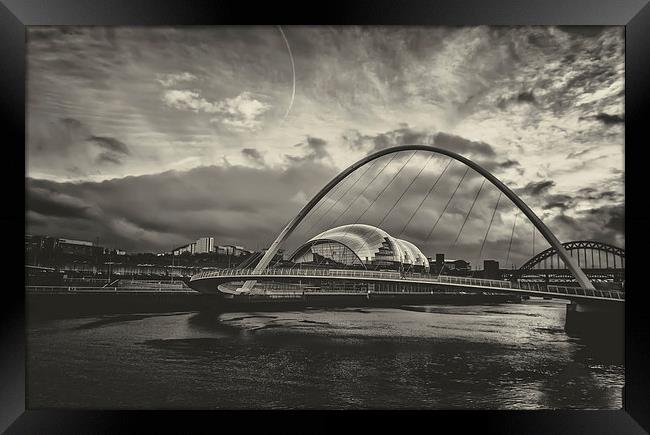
<box><xmin>2</xmin><ymin>0</ymin><xmax>650</xmax><ymax>432</ymax></box>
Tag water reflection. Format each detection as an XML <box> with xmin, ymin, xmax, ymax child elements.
<box><xmin>27</xmin><ymin>302</ymin><xmax>623</xmax><ymax>409</ymax></box>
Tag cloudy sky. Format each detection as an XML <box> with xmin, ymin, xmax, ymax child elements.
<box><xmin>26</xmin><ymin>26</ymin><xmax>624</xmax><ymax>267</ymax></box>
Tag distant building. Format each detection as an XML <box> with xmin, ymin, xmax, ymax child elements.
<box><xmin>25</xmin><ymin>234</ymin><xmax>57</xmax><ymax>253</ymax></box>
<box><xmin>216</xmin><ymin>245</ymin><xmax>250</xmax><ymax>257</ymax></box>
<box><xmin>25</xmin><ymin>234</ymin><xmax>58</xmax><ymax>264</ymax></box>
<box><xmin>445</xmin><ymin>259</ymin><xmax>470</xmax><ymax>271</ymax></box>
<box><xmin>483</xmin><ymin>259</ymin><xmax>500</xmax><ymax>280</ymax></box>
<box><xmin>194</xmin><ymin>237</ymin><xmax>215</xmax><ymax>254</ymax></box>
<box><xmin>290</xmin><ymin>224</ymin><xmax>429</xmax><ymax>272</ymax></box>
<box><xmin>172</xmin><ymin>242</ymin><xmax>196</xmax><ymax>256</ymax></box>
<box><xmin>56</xmin><ymin>238</ymin><xmax>103</xmax><ymax>257</ymax></box>
<box><xmin>171</xmin><ymin>237</ymin><xmax>251</xmax><ymax>257</ymax></box>
<box><xmin>26</xmin><ymin>234</ymin><xmax>105</xmax><ymax>262</ymax></box>
<box><xmin>428</xmin><ymin>253</ymin><xmax>470</xmax><ymax>275</ymax></box>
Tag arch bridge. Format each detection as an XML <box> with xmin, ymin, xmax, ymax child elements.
<box><xmin>517</xmin><ymin>241</ymin><xmax>624</xmax><ymax>281</ymax></box>
<box><xmin>190</xmin><ymin>267</ymin><xmax>625</xmax><ymax>303</ymax></box>
<box><xmin>241</xmin><ymin>145</ymin><xmax>597</xmax><ymax>292</ymax></box>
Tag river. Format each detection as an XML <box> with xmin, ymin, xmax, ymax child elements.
<box><xmin>27</xmin><ymin>299</ymin><xmax>623</xmax><ymax>409</ymax></box>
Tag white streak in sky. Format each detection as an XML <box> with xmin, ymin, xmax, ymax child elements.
<box><xmin>278</xmin><ymin>26</ymin><xmax>296</xmax><ymax>122</ymax></box>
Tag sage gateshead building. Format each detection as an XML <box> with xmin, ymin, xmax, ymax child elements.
<box><xmin>290</xmin><ymin>224</ymin><xmax>430</xmax><ymax>272</ymax></box>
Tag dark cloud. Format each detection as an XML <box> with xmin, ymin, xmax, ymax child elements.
<box><xmin>526</xmin><ymin>32</ymin><xmax>557</xmax><ymax>49</ymax></box>
<box><xmin>497</xmin><ymin>159</ymin><xmax>520</xmax><ymax>169</ymax></box>
<box><xmin>578</xmin><ymin>113</ymin><xmax>625</xmax><ymax>126</ymax></box>
<box><xmin>539</xmin><ymin>188</ymin><xmax>622</xmax><ymax>216</ymax></box>
<box><xmin>594</xmin><ymin>113</ymin><xmax>624</xmax><ymax>125</ymax></box>
<box><xmin>601</xmin><ymin>204</ymin><xmax>624</xmax><ymax>234</ymax></box>
<box><xmin>516</xmin><ymin>91</ymin><xmax>536</xmax><ymax>104</ymax></box>
<box><xmin>497</xmin><ymin>90</ymin><xmax>537</xmax><ymax>110</ymax></box>
<box><xmin>27</xmin><ymin>161</ymin><xmax>339</xmax><ymax>252</ymax></box>
<box><xmin>543</xmin><ymin>202</ymin><xmax>569</xmax><ymax>211</ymax></box>
<box><xmin>343</xmin><ymin>127</ymin><xmax>497</xmax><ymax>161</ymax></box>
<box><xmin>286</xmin><ymin>136</ymin><xmax>331</xmax><ymax>163</ymax></box>
<box><xmin>61</xmin><ymin>117</ymin><xmax>83</xmax><ymax>129</ymax></box>
<box><xmin>556</xmin><ymin>26</ymin><xmax>606</xmax><ymax>39</ymax></box>
<box><xmin>433</xmin><ymin>133</ymin><xmax>496</xmax><ymax>158</ymax></box>
<box><xmin>97</xmin><ymin>152</ymin><xmax>123</xmax><ymax>165</ymax></box>
<box><xmin>516</xmin><ymin>180</ymin><xmax>555</xmax><ymax>197</ymax></box>
<box><xmin>342</xmin><ymin>126</ymin><xmax>431</xmax><ymax>153</ymax></box>
<box><xmin>575</xmin><ymin>187</ymin><xmax>623</xmax><ymax>202</ymax></box>
<box><xmin>28</xmin><ymin>186</ymin><xmax>96</xmax><ymax>220</ymax></box>
<box><xmin>241</xmin><ymin>148</ymin><xmax>265</xmax><ymax>165</ymax></box>
<box><xmin>305</xmin><ymin>136</ymin><xmax>329</xmax><ymax>159</ymax></box>
<box><xmin>542</xmin><ymin>194</ymin><xmax>574</xmax><ymax>211</ymax></box>
<box><xmin>28</xmin><ymin>117</ymin><xmax>135</xmax><ymax>178</ymax></box>
<box><xmin>567</xmin><ymin>147</ymin><xmax>594</xmax><ymax>159</ymax></box>
<box><xmin>548</xmin><ymin>203</ymin><xmax>624</xmax><ymax>248</ymax></box>
<box><xmin>87</xmin><ymin>136</ymin><xmax>131</xmax><ymax>155</ymax></box>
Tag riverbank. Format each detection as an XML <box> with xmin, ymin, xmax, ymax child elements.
<box><xmin>26</xmin><ymin>291</ymin><xmax>522</xmax><ymax>319</ymax></box>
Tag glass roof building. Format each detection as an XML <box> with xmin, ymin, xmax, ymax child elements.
<box><xmin>290</xmin><ymin>224</ymin><xmax>430</xmax><ymax>272</ymax></box>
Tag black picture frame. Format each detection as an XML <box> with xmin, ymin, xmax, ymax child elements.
<box><xmin>2</xmin><ymin>0</ymin><xmax>649</xmax><ymax>432</ymax></box>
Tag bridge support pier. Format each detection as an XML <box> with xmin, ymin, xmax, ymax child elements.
<box><xmin>565</xmin><ymin>301</ymin><xmax>623</xmax><ymax>353</ymax></box>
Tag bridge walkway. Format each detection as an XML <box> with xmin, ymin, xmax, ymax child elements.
<box><xmin>189</xmin><ymin>268</ymin><xmax>625</xmax><ymax>302</ymax></box>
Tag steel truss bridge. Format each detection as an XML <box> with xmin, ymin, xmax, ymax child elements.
<box><xmin>189</xmin><ymin>145</ymin><xmax>624</xmax><ymax>306</ymax></box>
<box><xmin>517</xmin><ymin>241</ymin><xmax>625</xmax><ymax>281</ymax></box>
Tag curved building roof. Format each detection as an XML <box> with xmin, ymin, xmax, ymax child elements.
<box><xmin>291</xmin><ymin>224</ymin><xmax>429</xmax><ymax>270</ymax></box>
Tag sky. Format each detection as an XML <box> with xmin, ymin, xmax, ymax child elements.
<box><xmin>26</xmin><ymin>26</ymin><xmax>624</xmax><ymax>267</ymax></box>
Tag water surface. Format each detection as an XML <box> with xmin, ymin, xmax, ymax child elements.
<box><xmin>27</xmin><ymin>299</ymin><xmax>623</xmax><ymax>409</ymax></box>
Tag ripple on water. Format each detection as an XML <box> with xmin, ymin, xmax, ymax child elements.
<box><xmin>27</xmin><ymin>304</ymin><xmax>624</xmax><ymax>409</ymax></box>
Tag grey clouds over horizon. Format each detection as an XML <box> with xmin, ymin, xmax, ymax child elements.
<box><xmin>26</xmin><ymin>26</ymin><xmax>624</xmax><ymax>267</ymax></box>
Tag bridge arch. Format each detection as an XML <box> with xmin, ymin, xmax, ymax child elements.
<box><xmin>519</xmin><ymin>241</ymin><xmax>625</xmax><ymax>272</ymax></box>
<box><xmin>250</xmin><ymin>145</ymin><xmax>595</xmax><ymax>291</ymax></box>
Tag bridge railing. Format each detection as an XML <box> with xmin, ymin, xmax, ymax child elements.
<box><xmin>189</xmin><ymin>268</ymin><xmax>624</xmax><ymax>300</ymax></box>
<box><xmin>547</xmin><ymin>285</ymin><xmax>625</xmax><ymax>300</ymax></box>
<box><xmin>26</xmin><ymin>285</ymin><xmax>198</xmax><ymax>294</ymax></box>
<box><xmin>190</xmin><ymin>268</ymin><xmax>520</xmax><ymax>290</ymax></box>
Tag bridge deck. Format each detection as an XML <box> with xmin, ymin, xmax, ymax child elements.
<box><xmin>189</xmin><ymin>268</ymin><xmax>625</xmax><ymax>302</ymax></box>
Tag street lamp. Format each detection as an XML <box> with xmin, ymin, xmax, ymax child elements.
<box><xmin>106</xmin><ymin>261</ymin><xmax>116</xmax><ymax>283</ymax></box>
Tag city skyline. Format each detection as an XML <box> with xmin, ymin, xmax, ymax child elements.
<box><xmin>26</xmin><ymin>26</ymin><xmax>624</xmax><ymax>269</ymax></box>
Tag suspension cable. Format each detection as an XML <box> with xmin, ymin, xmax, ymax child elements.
<box><xmin>376</xmin><ymin>154</ymin><xmax>433</xmax><ymax>229</ymax></box>
<box><xmin>238</xmin><ymin>250</ymin><xmax>263</xmax><ymax>269</ymax></box>
<box><xmin>338</xmin><ymin>151</ymin><xmax>418</xmax><ymax>270</ymax></box>
<box><xmin>453</xmin><ymin>178</ymin><xmax>486</xmax><ymax>244</ymax></box>
<box><xmin>300</xmin><ymin>159</ymin><xmax>378</xmax><ymax>238</ymax></box>
<box><xmin>435</xmin><ymin>176</ymin><xmax>485</xmax><ymax>277</ymax></box>
<box><xmin>311</xmin><ymin>152</ymin><xmax>414</xmax><ymax>271</ymax></box>
<box><xmin>293</xmin><ymin>173</ymin><xmax>348</xmax><ymax>238</ymax></box>
<box><xmin>532</xmin><ymin>225</ymin><xmax>535</xmax><ymax>257</ymax></box>
<box><xmin>478</xmin><ymin>191</ymin><xmax>502</xmax><ymax>260</ymax></box>
<box><xmin>505</xmin><ymin>210</ymin><xmax>519</xmax><ymax>268</ymax></box>
<box><xmin>327</xmin><ymin>152</ymin><xmax>417</xmax><ymax>271</ymax></box>
<box><xmin>329</xmin><ymin>153</ymin><xmax>399</xmax><ymax>229</ymax></box>
<box><xmin>397</xmin><ymin>158</ymin><xmax>452</xmax><ymax>238</ymax></box>
<box><xmin>306</xmin><ymin>154</ymin><xmax>405</xmax><ymax>270</ymax></box>
<box><xmin>306</xmin><ymin>155</ymin><xmax>398</xmax><ymax>269</ymax></box>
<box><xmin>425</xmin><ymin>166</ymin><xmax>470</xmax><ymax>241</ymax></box>
<box><xmin>356</xmin><ymin>151</ymin><xmax>417</xmax><ymax>224</ymax></box>
<box><xmin>300</xmin><ymin>174</ymin><xmax>346</xmax><ymax>223</ymax></box>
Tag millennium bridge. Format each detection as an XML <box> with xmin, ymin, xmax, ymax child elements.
<box><xmin>189</xmin><ymin>145</ymin><xmax>625</xmax><ymax>335</ymax></box>
<box><xmin>189</xmin><ymin>267</ymin><xmax>624</xmax><ymax>302</ymax></box>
